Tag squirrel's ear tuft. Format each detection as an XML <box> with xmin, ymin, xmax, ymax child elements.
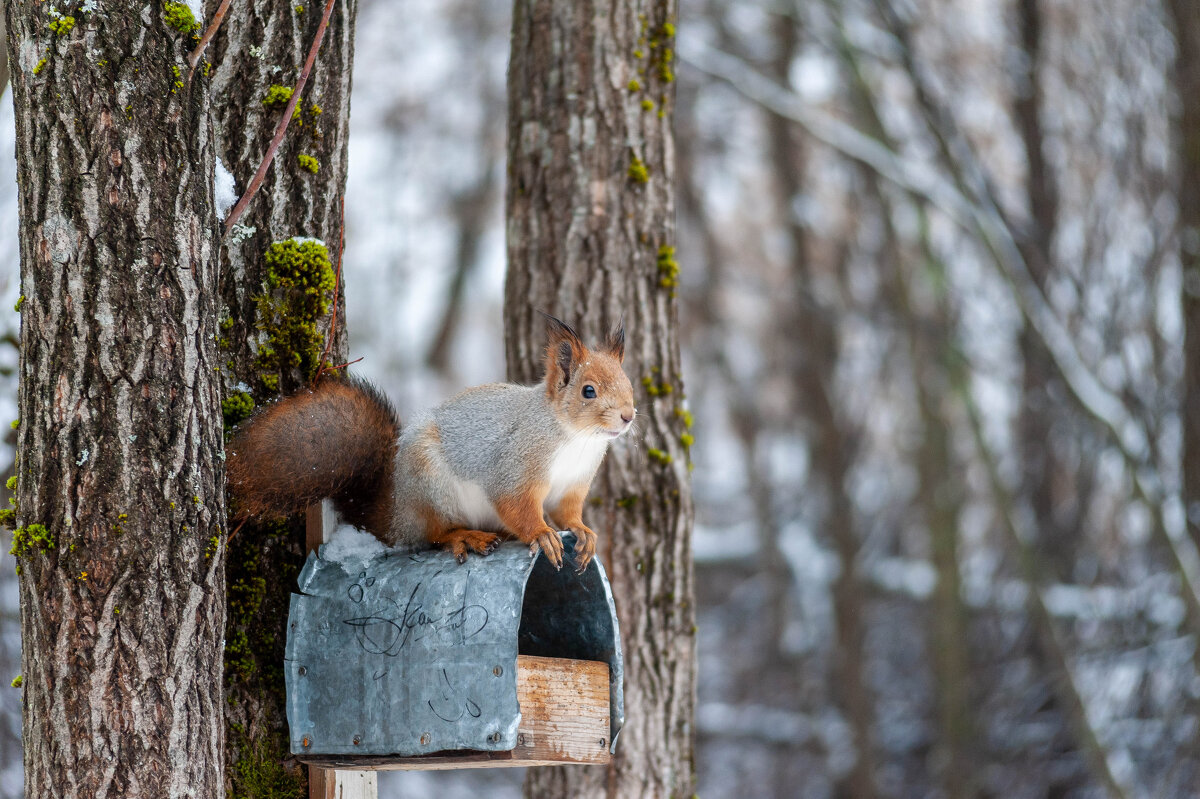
<box><xmin>542</xmin><ymin>313</ymin><xmax>582</xmax><ymax>347</ymax></box>
<box><xmin>542</xmin><ymin>313</ymin><xmax>586</xmax><ymax>389</ymax></box>
<box><xmin>603</xmin><ymin>321</ymin><xmax>625</xmax><ymax>363</ymax></box>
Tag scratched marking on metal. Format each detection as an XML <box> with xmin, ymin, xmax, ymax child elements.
<box><xmin>286</xmin><ymin>533</ymin><xmax>625</xmax><ymax>757</ymax></box>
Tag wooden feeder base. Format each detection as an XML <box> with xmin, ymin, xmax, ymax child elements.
<box><xmin>299</xmin><ymin>655</ymin><xmax>612</xmax><ymax>771</ymax></box>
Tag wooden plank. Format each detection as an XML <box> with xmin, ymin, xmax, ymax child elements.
<box><xmin>300</xmin><ymin>655</ymin><xmax>611</xmax><ymax>770</ymax></box>
<box><xmin>305</xmin><ymin>500</ymin><xmax>337</xmax><ymax>554</ymax></box>
<box><xmin>513</xmin><ymin>655</ymin><xmax>610</xmax><ymax>764</ymax></box>
<box><xmin>306</xmin><ymin>501</ymin><xmax>378</xmax><ymax>799</ymax></box>
<box><xmin>308</xmin><ymin>768</ymin><xmax>378</xmax><ymax>798</ymax></box>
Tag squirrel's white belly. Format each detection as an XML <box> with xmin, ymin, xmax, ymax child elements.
<box><xmin>545</xmin><ymin>434</ymin><xmax>609</xmax><ymax>508</ymax></box>
<box><xmin>448</xmin><ymin>476</ymin><xmax>504</xmax><ymax>531</ymax></box>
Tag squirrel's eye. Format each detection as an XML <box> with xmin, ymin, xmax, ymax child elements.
<box><xmin>582</xmin><ymin>385</ymin><xmax>597</xmax><ymax>399</ymax></box>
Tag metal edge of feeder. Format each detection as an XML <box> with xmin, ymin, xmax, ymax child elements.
<box><xmin>285</xmin><ymin>531</ymin><xmax>625</xmax><ymax>758</ymax></box>
<box><xmin>593</xmin><ymin>553</ymin><xmax>625</xmax><ymax>753</ymax></box>
<box><xmin>518</xmin><ymin>533</ymin><xmax>625</xmax><ymax>754</ymax></box>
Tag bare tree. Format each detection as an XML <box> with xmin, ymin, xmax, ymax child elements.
<box><xmin>1169</xmin><ymin>0</ymin><xmax>1200</xmax><ymax>554</ymax></box>
<box><xmin>1009</xmin><ymin>0</ymin><xmax>1081</xmax><ymax>579</ymax></box>
<box><xmin>677</xmin><ymin>0</ymin><xmax>1193</xmax><ymax>794</ymax></box>
<box><xmin>4</xmin><ymin>2</ymin><xmax>225</xmax><ymax>795</ymax></box>
<box><xmin>504</xmin><ymin>1</ymin><xmax>695</xmax><ymax>797</ymax></box>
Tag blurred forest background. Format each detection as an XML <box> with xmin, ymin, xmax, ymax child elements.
<box><xmin>1</xmin><ymin>0</ymin><xmax>1199</xmax><ymax>797</ymax></box>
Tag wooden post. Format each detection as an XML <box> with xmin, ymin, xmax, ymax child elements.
<box><xmin>306</xmin><ymin>501</ymin><xmax>379</xmax><ymax>799</ymax></box>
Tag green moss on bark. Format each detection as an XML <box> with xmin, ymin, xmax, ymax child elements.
<box><xmin>162</xmin><ymin>3</ymin><xmax>198</xmax><ymax>34</ymax></box>
<box><xmin>262</xmin><ymin>85</ymin><xmax>301</xmax><ymax>120</ymax></box>
<box><xmin>47</xmin><ymin>16</ymin><xmax>75</xmax><ymax>35</ymax></box>
<box><xmin>253</xmin><ymin>238</ymin><xmax>334</xmax><ymax>393</ymax></box>
<box><xmin>229</xmin><ymin>724</ymin><xmax>306</xmax><ymax>799</ymax></box>
<box><xmin>10</xmin><ymin>524</ymin><xmax>54</xmax><ymax>559</ymax></box>
<box><xmin>222</xmin><ymin>391</ymin><xmax>255</xmax><ymax>431</ymax></box>
<box><xmin>628</xmin><ymin>154</ymin><xmax>650</xmax><ymax>184</ymax></box>
<box><xmin>296</xmin><ymin>154</ymin><xmax>319</xmax><ymax>174</ymax></box>
<box><xmin>224</xmin><ymin>518</ymin><xmax>305</xmax><ymax>797</ymax></box>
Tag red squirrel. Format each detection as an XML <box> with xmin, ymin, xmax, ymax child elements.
<box><xmin>226</xmin><ymin>316</ymin><xmax>635</xmax><ymax>571</ymax></box>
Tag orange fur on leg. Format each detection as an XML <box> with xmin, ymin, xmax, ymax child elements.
<box><xmin>549</xmin><ymin>484</ymin><xmax>597</xmax><ymax>572</ymax></box>
<box><xmin>495</xmin><ymin>485</ymin><xmax>564</xmax><ymax>569</ymax></box>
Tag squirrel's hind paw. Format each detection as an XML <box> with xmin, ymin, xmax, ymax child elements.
<box><xmin>432</xmin><ymin>529</ymin><xmax>502</xmax><ymax>564</ymax></box>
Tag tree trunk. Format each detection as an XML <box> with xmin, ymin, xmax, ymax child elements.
<box><xmin>208</xmin><ymin>1</ymin><xmax>357</xmax><ymax>794</ymax></box>
<box><xmin>794</xmin><ymin>291</ymin><xmax>876</xmax><ymax>799</ymax></box>
<box><xmin>907</xmin><ymin>269</ymin><xmax>973</xmax><ymax>798</ymax></box>
<box><xmin>767</xmin><ymin>16</ymin><xmax>877</xmax><ymax>796</ymax></box>
<box><xmin>1169</xmin><ymin>0</ymin><xmax>1200</xmax><ymax>553</ymax></box>
<box><xmin>1012</xmin><ymin>0</ymin><xmax>1077</xmax><ymax>580</ymax></box>
<box><xmin>757</xmin><ymin>11</ymin><xmax>801</xmax><ymax>667</ymax></box>
<box><xmin>505</xmin><ymin>2</ymin><xmax>696</xmax><ymax>797</ymax></box>
<box><xmin>6</xmin><ymin>2</ymin><xmax>225</xmax><ymax>796</ymax></box>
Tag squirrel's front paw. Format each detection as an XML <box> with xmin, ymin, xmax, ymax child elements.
<box><xmin>530</xmin><ymin>529</ymin><xmax>564</xmax><ymax>570</ymax></box>
<box><xmin>570</xmin><ymin>527</ymin><xmax>597</xmax><ymax>573</ymax></box>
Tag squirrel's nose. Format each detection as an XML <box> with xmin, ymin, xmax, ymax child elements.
<box><xmin>621</xmin><ymin>408</ymin><xmax>636</xmax><ymax>424</ymax></box>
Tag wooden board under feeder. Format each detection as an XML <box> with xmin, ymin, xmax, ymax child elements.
<box><xmin>299</xmin><ymin>655</ymin><xmax>610</xmax><ymax>770</ymax></box>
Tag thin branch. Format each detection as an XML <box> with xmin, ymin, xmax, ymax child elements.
<box><xmin>222</xmin><ymin>0</ymin><xmax>338</xmax><ymax>236</ymax></box>
<box><xmin>226</xmin><ymin>516</ymin><xmax>248</xmax><ymax>544</ymax></box>
<box><xmin>323</xmin><ymin>356</ymin><xmax>363</xmax><ymax>372</ymax></box>
<box><xmin>186</xmin><ymin>0</ymin><xmax>233</xmax><ymax>78</ymax></box>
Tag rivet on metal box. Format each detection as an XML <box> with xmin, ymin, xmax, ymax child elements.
<box><xmin>285</xmin><ymin>531</ymin><xmax>625</xmax><ymax>770</ymax></box>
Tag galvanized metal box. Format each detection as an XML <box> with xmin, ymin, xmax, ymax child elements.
<box><xmin>285</xmin><ymin>533</ymin><xmax>624</xmax><ymax>766</ymax></box>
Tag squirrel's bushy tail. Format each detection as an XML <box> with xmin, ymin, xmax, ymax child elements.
<box><xmin>226</xmin><ymin>377</ymin><xmax>400</xmax><ymax>537</ymax></box>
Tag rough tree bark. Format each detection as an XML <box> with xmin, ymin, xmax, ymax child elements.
<box><xmin>1169</xmin><ymin>0</ymin><xmax>1200</xmax><ymax>553</ymax></box>
<box><xmin>0</xmin><ymin>13</ymin><xmax>9</xmax><ymax>97</ymax></box>
<box><xmin>505</xmin><ymin>2</ymin><xmax>696</xmax><ymax>797</ymax></box>
<box><xmin>5</xmin><ymin>2</ymin><xmax>225</xmax><ymax>796</ymax></box>
<box><xmin>208</xmin><ymin>0</ymin><xmax>357</xmax><ymax>794</ymax></box>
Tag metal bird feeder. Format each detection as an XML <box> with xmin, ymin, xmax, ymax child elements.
<box><xmin>285</xmin><ymin>533</ymin><xmax>624</xmax><ymax>769</ymax></box>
